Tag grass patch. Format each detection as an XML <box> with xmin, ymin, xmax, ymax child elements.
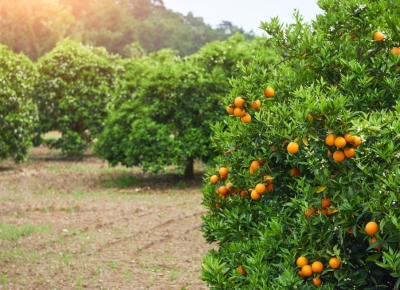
<box><xmin>103</xmin><ymin>173</ymin><xmax>140</xmax><ymax>189</ymax></box>
<box><xmin>0</xmin><ymin>223</ymin><xmax>51</xmax><ymax>241</ymax></box>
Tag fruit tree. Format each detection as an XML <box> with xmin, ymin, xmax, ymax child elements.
<box><xmin>201</xmin><ymin>0</ymin><xmax>400</xmax><ymax>289</ymax></box>
<box><xmin>0</xmin><ymin>45</ymin><xmax>38</xmax><ymax>163</ymax></box>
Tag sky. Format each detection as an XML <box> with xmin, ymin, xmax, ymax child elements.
<box><xmin>163</xmin><ymin>0</ymin><xmax>324</xmax><ymax>35</ymax></box>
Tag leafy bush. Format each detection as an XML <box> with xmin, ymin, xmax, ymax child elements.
<box><xmin>34</xmin><ymin>39</ymin><xmax>123</xmax><ymax>156</ymax></box>
<box><xmin>0</xmin><ymin>45</ymin><xmax>38</xmax><ymax>163</ymax></box>
<box><xmin>201</xmin><ymin>1</ymin><xmax>400</xmax><ymax>289</ymax></box>
<box><xmin>94</xmin><ymin>34</ymin><xmax>277</xmax><ymax>177</ymax></box>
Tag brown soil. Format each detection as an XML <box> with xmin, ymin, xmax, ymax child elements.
<box><xmin>0</xmin><ymin>147</ymin><xmax>214</xmax><ymax>289</ymax></box>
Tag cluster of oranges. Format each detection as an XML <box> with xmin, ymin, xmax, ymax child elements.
<box><xmin>365</xmin><ymin>221</ymin><xmax>381</xmax><ymax>250</ymax></box>
<box><xmin>325</xmin><ymin>132</ymin><xmax>362</xmax><ymax>162</ymax></box>
<box><xmin>250</xmin><ymin>176</ymin><xmax>274</xmax><ymax>200</ymax></box>
<box><xmin>296</xmin><ymin>256</ymin><xmax>341</xmax><ymax>287</ymax></box>
<box><xmin>305</xmin><ymin>197</ymin><xmax>338</xmax><ymax>217</ymax></box>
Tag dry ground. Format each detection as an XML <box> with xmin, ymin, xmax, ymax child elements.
<box><xmin>0</xmin><ymin>147</ymin><xmax>214</xmax><ymax>290</ymax></box>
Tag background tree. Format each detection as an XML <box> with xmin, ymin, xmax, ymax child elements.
<box><xmin>201</xmin><ymin>0</ymin><xmax>400</xmax><ymax>289</ymax></box>
<box><xmin>0</xmin><ymin>45</ymin><xmax>38</xmax><ymax>163</ymax></box>
<box><xmin>94</xmin><ymin>34</ymin><xmax>277</xmax><ymax>178</ymax></box>
<box><xmin>34</xmin><ymin>39</ymin><xmax>122</xmax><ymax>156</ymax></box>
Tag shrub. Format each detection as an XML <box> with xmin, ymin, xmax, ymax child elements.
<box><xmin>94</xmin><ymin>35</ymin><xmax>277</xmax><ymax>178</ymax></box>
<box><xmin>201</xmin><ymin>1</ymin><xmax>400</xmax><ymax>289</ymax></box>
<box><xmin>0</xmin><ymin>45</ymin><xmax>38</xmax><ymax>163</ymax></box>
<box><xmin>34</xmin><ymin>39</ymin><xmax>122</xmax><ymax>156</ymax></box>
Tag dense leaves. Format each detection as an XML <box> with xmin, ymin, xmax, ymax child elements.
<box><xmin>0</xmin><ymin>45</ymin><xmax>38</xmax><ymax>162</ymax></box>
<box><xmin>94</xmin><ymin>35</ymin><xmax>277</xmax><ymax>177</ymax></box>
<box><xmin>201</xmin><ymin>0</ymin><xmax>400</xmax><ymax>289</ymax></box>
<box><xmin>34</xmin><ymin>39</ymin><xmax>122</xmax><ymax>156</ymax></box>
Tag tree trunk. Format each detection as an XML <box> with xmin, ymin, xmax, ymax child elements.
<box><xmin>184</xmin><ymin>156</ymin><xmax>195</xmax><ymax>179</ymax></box>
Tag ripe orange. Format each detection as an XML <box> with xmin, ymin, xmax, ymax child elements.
<box><xmin>218</xmin><ymin>186</ymin><xmax>228</xmax><ymax>196</ymax></box>
<box><xmin>344</xmin><ymin>132</ymin><xmax>355</xmax><ymax>143</ymax></box>
<box><xmin>334</xmin><ymin>136</ymin><xmax>347</xmax><ymax>148</ymax></box>
<box><xmin>241</xmin><ymin>113</ymin><xmax>251</xmax><ymax>123</ymax></box>
<box><xmin>391</xmin><ymin>47</ymin><xmax>400</xmax><ymax>56</ymax></box>
<box><xmin>265</xmin><ymin>183</ymin><xmax>274</xmax><ymax>192</ymax></box>
<box><xmin>365</xmin><ymin>221</ymin><xmax>379</xmax><ymax>235</ymax></box>
<box><xmin>313</xmin><ymin>277</ymin><xmax>322</xmax><ymax>287</ymax></box>
<box><xmin>226</xmin><ymin>106</ymin><xmax>234</xmax><ymax>115</ymax></box>
<box><xmin>264</xmin><ymin>87</ymin><xmax>275</xmax><ymax>98</ymax></box>
<box><xmin>287</xmin><ymin>142</ymin><xmax>299</xmax><ymax>154</ymax></box>
<box><xmin>321</xmin><ymin>198</ymin><xmax>331</xmax><ymax>209</ymax></box>
<box><xmin>373</xmin><ymin>31</ymin><xmax>385</xmax><ymax>41</ymax></box>
<box><xmin>258</xmin><ymin>160</ymin><xmax>265</xmax><ymax>166</ymax></box>
<box><xmin>290</xmin><ymin>168</ymin><xmax>301</xmax><ymax>177</ymax></box>
<box><xmin>327</xmin><ymin>150</ymin><xmax>333</xmax><ymax>157</ymax></box>
<box><xmin>298</xmin><ymin>270</ymin><xmax>305</xmax><ymax>279</ymax></box>
<box><xmin>311</xmin><ymin>261</ymin><xmax>324</xmax><ymax>273</ymax></box>
<box><xmin>344</xmin><ymin>147</ymin><xmax>355</xmax><ymax>158</ymax></box>
<box><xmin>329</xmin><ymin>257</ymin><xmax>341</xmax><ymax>269</ymax></box>
<box><xmin>239</xmin><ymin>190</ymin><xmax>248</xmax><ymax>198</ymax></box>
<box><xmin>301</xmin><ymin>265</ymin><xmax>313</xmax><ymax>277</ymax></box>
<box><xmin>250</xmin><ymin>99</ymin><xmax>261</xmax><ymax>109</ymax></box>
<box><xmin>251</xmin><ymin>190</ymin><xmax>261</xmax><ymax>200</ymax></box>
<box><xmin>210</xmin><ymin>175</ymin><xmax>219</xmax><ymax>184</ymax></box>
<box><xmin>296</xmin><ymin>256</ymin><xmax>308</xmax><ymax>268</ymax></box>
<box><xmin>250</xmin><ymin>161</ymin><xmax>260</xmax><ymax>169</ymax></box>
<box><xmin>255</xmin><ymin>183</ymin><xmax>266</xmax><ymax>194</ymax></box>
<box><xmin>333</xmin><ymin>151</ymin><xmax>345</xmax><ymax>162</ymax></box>
<box><xmin>371</xmin><ymin>237</ymin><xmax>382</xmax><ymax>250</ymax></box>
<box><xmin>353</xmin><ymin>136</ymin><xmax>362</xmax><ymax>147</ymax></box>
<box><xmin>263</xmin><ymin>175</ymin><xmax>273</xmax><ymax>184</ymax></box>
<box><xmin>325</xmin><ymin>134</ymin><xmax>335</xmax><ymax>146</ymax></box>
<box><xmin>237</xmin><ymin>265</ymin><xmax>246</xmax><ymax>276</ymax></box>
<box><xmin>233</xmin><ymin>107</ymin><xmax>246</xmax><ymax>117</ymax></box>
<box><xmin>219</xmin><ymin>167</ymin><xmax>228</xmax><ymax>176</ymax></box>
<box><xmin>220</xmin><ymin>175</ymin><xmax>227</xmax><ymax>181</ymax></box>
<box><xmin>234</xmin><ymin>97</ymin><xmax>245</xmax><ymax>107</ymax></box>
<box><xmin>305</xmin><ymin>207</ymin><xmax>314</xmax><ymax>217</ymax></box>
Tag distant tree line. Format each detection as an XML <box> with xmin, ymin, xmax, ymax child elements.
<box><xmin>0</xmin><ymin>0</ymin><xmax>254</xmax><ymax>60</ymax></box>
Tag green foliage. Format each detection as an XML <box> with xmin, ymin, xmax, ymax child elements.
<box><xmin>201</xmin><ymin>0</ymin><xmax>400</xmax><ymax>289</ymax></box>
<box><xmin>0</xmin><ymin>45</ymin><xmax>38</xmax><ymax>163</ymax></box>
<box><xmin>94</xmin><ymin>35</ymin><xmax>277</xmax><ymax>177</ymax></box>
<box><xmin>34</xmin><ymin>39</ymin><xmax>122</xmax><ymax>156</ymax></box>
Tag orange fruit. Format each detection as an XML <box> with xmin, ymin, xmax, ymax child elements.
<box><xmin>327</xmin><ymin>150</ymin><xmax>333</xmax><ymax>157</ymax></box>
<box><xmin>333</xmin><ymin>151</ymin><xmax>345</xmax><ymax>162</ymax></box>
<box><xmin>307</xmin><ymin>113</ymin><xmax>312</xmax><ymax>120</ymax></box>
<box><xmin>321</xmin><ymin>198</ymin><xmax>331</xmax><ymax>209</ymax></box>
<box><xmin>287</xmin><ymin>142</ymin><xmax>299</xmax><ymax>154</ymax></box>
<box><xmin>373</xmin><ymin>31</ymin><xmax>385</xmax><ymax>41</ymax></box>
<box><xmin>350</xmin><ymin>34</ymin><xmax>356</xmax><ymax>40</ymax></box>
<box><xmin>301</xmin><ymin>265</ymin><xmax>313</xmax><ymax>277</ymax></box>
<box><xmin>237</xmin><ymin>265</ymin><xmax>246</xmax><ymax>276</ymax></box>
<box><xmin>313</xmin><ymin>277</ymin><xmax>322</xmax><ymax>287</ymax></box>
<box><xmin>325</xmin><ymin>134</ymin><xmax>335</xmax><ymax>146</ymax></box>
<box><xmin>371</xmin><ymin>237</ymin><xmax>382</xmax><ymax>250</ymax></box>
<box><xmin>365</xmin><ymin>221</ymin><xmax>379</xmax><ymax>235</ymax></box>
<box><xmin>327</xmin><ymin>206</ymin><xmax>339</xmax><ymax>215</ymax></box>
<box><xmin>251</xmin><ymin>190</ymin><xmax>261</xmax><ymax>200</ymax></box>
<box><xmin>250</xmin><ymin>100</ymin><xmax>261</xmax><ymax>109</ymax></box>
<box><xmin>234</xmin><ymin>97</ymin><xmax>245</xmax><ymax>107</ymax></box>
<box><xmin>347</xmin><ymin>228</ymin><xmax>354</xmax><ymax>235</ymax></box>
<box><xmin>250</xmin><ymin>161</ymin><xmax>260</xmax><ymax>169</ymax></box>
<box><xmin>249</xmin><ymin>167</ymin><xmax>255</xmax><ymax>175</ymax></box>
<box><xmin>220</xmin><ymin>175</ymin><xmax>227</xmax><ymax>181</ymax></box>
<box><xmin>255</xmin><ymin>183</ymin><xmax>266</xmax><ymax>194</ymax></box>
<box><xmin>290</xmin><ymin>168</ymin><xmax>301</xmax><ymax>177</ymax></box>
<box><xmin>233</xmin><ymin>107</ymin><xmax>246</xmax><ymax>117</ymax></box>
<box><xmin>219</xmin><ymin>167</ymin><xmax>228</xmax><ymax>176</ymax></box>
<box><xmin>226</xmin><ymin>106</ymin><xmax>235</xmax><ymax>115</ymax></box>
<box><xmin>258</xmin><ymin>160</ymin><xmax>265</xmax><ymax>166</ymax></box>
<box><xmin>311</xmin><ymin>261</ymin><xmax>324</xmax><ymax>273</ymax></box>
<box><xmin>218</xmin><ymin>186</ymin><xmax>228</xmax><ymax>196</ymax></box>
<box><xmin>210</xmin><ymin>175</ymin><xmax>219</xmax><ymax>184</ymax></box>
<box><xmin>263</xmin><ymin>175</ymin><xmax>273</xmax><ymax>184</ymax></box>
<box><xmin>264</xmin><ymin>87</ymin><xmax>275</xmax><ymax>98</ymax></box>
<box><xmin>241</xmin><ymin>113</ymin><xmax>251</xmax><ymax>123</ymax></box>
<box><xmin>344</xmin><ymin>132</ymin><xmax>355</xmax><ymax>143</ymax></box>
<box><xmin>334</xmin><ymin>136</ymin><xmax>347</xmax><ymax>148</ymax></box>
<box><xmin>344</xmin><ymin>147</ymin><xmax>355</xmax><ymax>158</ymax></box>
<box><xmin>329</xmin><ymin>257</ymin><xmax>341</xmax><ymax>269</ymax></box>
<box><xmin>353</xmin><ymin>136</ymin><xmax>362</xmax><ymax>147</ymax></box>
<box><xmin>298</xmin><ymin>270</ymin><xmax>305</xmax><ymax>279</ymax></box>
<box><xmin>239</xmin><ymin>190</ymin><xmax>248</xmax><ymax>198</ymax></box>
<box><xmin>265</xmin><ymin>183</ymin><xmax>274</xmax><ymax>192</ymax></box>
<box><xmin>296</xmin><ymin>256</ymin><xmax>308</xmax><ymax>268</ymax></box>
<box><xmin>305</xmin><ymin>207</ymin><xmax>314</xmax><ymax>217</ymax></box>
<box><xmin>391</xmin><ymin>47</ymin><xmax>400</xmax><ymax>56</ymax></box>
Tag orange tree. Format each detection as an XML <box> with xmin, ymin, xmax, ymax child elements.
<box><xmin>94</xmin><ymin>34</ymin><xmax>276</xmax><ymax>178</ymax></box>
<box><xmin>201</xmin><ymin>0</ymin><xmax>400</xmax><ymax>289</ymax></box>
<box><xmin>0</xmin><ymin>45</ymin><xmax>38</xmax><ymax>163</ymax></box>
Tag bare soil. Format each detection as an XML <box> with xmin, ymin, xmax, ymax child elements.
<box><xmin>0</xmin><ymin>147</ymin><xmax>214</xmax><ymax>290</ymax></box>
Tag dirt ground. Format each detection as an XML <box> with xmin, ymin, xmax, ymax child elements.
<box><xmin>0</xmin><ymin>147</ymin><xmax>214</xmax><ymax>290</ymax></box>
